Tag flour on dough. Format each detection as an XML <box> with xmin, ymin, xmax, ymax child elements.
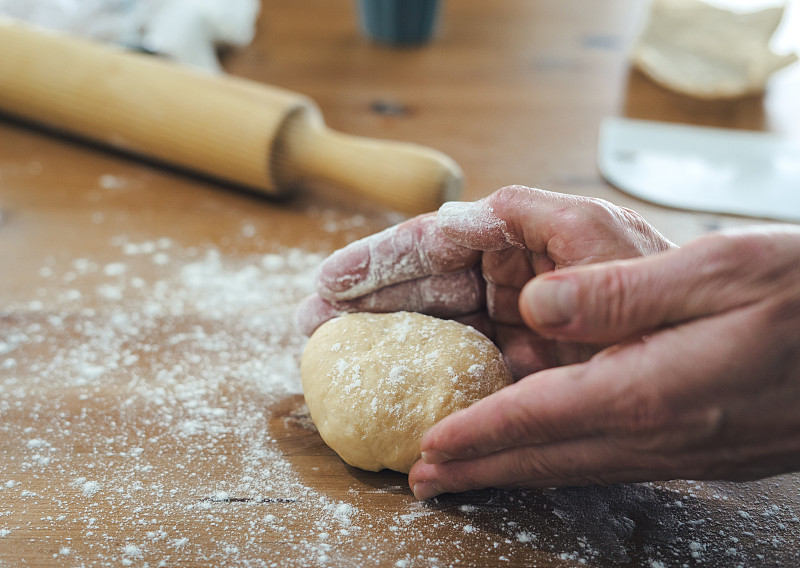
<box><xmin>301</xmin><ymin>312</ymin><xmax>513</xmax><ymax>473</ymax></box>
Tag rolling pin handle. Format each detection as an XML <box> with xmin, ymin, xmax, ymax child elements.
<box><xmin>274</xmin><ymin>106</ymin><xmax>463</xmax><ymax>215</ymax></box>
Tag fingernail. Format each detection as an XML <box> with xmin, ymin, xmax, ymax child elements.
<box><xmin>421</xmin><ymin>450</ymin><xmax>448</xmax><ymax>464</ymax></box>
<box><xmin>413</xmin><ymin>481</ymin><xmax>443</xmax><ymax>501</ymax></box>
<box><xmin>526</xmin><ymin>279</ymin><xmax>575</xmax><ymax>326</ymax></box>
<box><xmin>316</xmin><ymin>241</ymin><xmax>371</xmax><ymax>298</ymax></box>
<box><xmin>293</xmin><ymin>294</ymin><xmax>343</xmax><ymax>336</ymax></box>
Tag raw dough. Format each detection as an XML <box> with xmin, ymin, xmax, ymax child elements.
<box><xmin>631</xmin><ymin>0</ymin><xmax>797</xmax><ymax>99</ymax></box>
<box><xmin>301</xmin><ymin>312</ymin><xmax>513</xmax><ymax>473</ymax></box>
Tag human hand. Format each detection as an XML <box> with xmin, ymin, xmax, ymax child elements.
<box><xmin>295</xmin><ymin>185</ymin><xmax>675</xmax><ymax>377</ymax></box>
<box><xmin>410</xmin><ymin>226</ymin><xmax>800</xmax><ymax>499</ymax></box>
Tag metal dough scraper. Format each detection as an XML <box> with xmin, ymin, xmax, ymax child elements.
<box><xmin>598</xmin><ymin>117</ymin><xmax>800</xmax><ymax>222</ymax></box>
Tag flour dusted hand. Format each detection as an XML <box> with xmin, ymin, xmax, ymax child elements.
<box><xmin>411</xmin><ymin>226</ymin><xmax>800</xmax><ymax>499</ymax></box>
<box><xmin>296</xmin><ymin>186</ymin><xmax>674</xmax><ymax>378</ymax></box>
<box><xmin>294</xmin><ymin>186</ymin><xmax>800</xmax><ymax>499</ymax></box>
<box><xmin>295</xmin><ymin>213</ymin><xmax>483</xmax><ymax>337</ymax></box>
<box><xmin>300</xmin><ymin>312</ymin><xmax>513</xmax><ymax>473</ymax></box>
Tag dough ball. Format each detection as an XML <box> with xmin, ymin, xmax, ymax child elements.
<box><xmin>300</xmin><ymin>311</ymin><xmax>513</xmax><ymax>473</ymax></box>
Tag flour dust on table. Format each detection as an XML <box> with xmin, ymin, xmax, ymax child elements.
<box><xmin>2</xmin><ymin>217</ymin><xmax>799</xmax><ymax>567</ymax></box>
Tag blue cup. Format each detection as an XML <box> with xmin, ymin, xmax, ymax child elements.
<box><xmin>357</xmin><ymin>0</ymin><xmax>442</xmax><ymax>46</ymax></box>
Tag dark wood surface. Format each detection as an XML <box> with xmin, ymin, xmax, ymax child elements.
<box><xmin>2</xmin><ymin>1</ymin><xmax>799</xmax><ymax>566</ymax></box>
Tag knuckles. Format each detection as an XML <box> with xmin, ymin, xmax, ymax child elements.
<box><xmin>489</xmin><ymin>185</ymin><xmax>538</xmax><ymax>211</ymax></box>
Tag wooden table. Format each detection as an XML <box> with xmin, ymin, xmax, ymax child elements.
<box><xmin>2</xmin><ymin>1</ymin><xmax>799</xmax><ymax>566</ymax></box>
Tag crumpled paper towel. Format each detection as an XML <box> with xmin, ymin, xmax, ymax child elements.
<box><xmin>631</xmin><ymin>0</ymin><xmax>798</xmax><ymax>98</ymax></box>
<box><xmin>0</xmin><ymin>0</ymin><xmax>260</xmax><ymax>72</ymax></box>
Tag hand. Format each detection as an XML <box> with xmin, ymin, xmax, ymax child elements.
<box><xmin>295</xmin><ymin>185</ymin><xmax>675</xmax><ymax>377</ymax></box>
<box><xmin>410</xmin><ymin>226</ymin><xmax>800</xmax><ymax>499</ymax></box>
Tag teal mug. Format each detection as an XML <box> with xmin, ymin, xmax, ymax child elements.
<box><xmin>357</xmin><ymin>0</ymin><xmax>442</xmax><ymax>46</ymax></box>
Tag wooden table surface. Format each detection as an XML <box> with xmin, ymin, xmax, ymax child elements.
<box><xmin>2</xmin><ymin>1</ymin><xmax>799</xmax><ymax>566</ymax></box>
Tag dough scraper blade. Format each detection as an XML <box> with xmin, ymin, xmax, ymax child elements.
<box><xmin>598</xmin><ymin>117</ymin><xmax>800</xmax><ymax>222</ymax></box>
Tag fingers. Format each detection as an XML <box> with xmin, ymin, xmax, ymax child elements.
<box><xmin>416</xmin><ymin>307</ymin><xmax>748</xmax><ymax>475</ymax></box>
<box><xmin>410</xmin><ymin>438</ymin><xmax>673</xmax><ymax>499</ymax></box>
<box><xmin>308</xmin><ymin>185</ymin><xmax>673</xmax><ymax>335</ymax></box>
<box><xmin>341</xmin><ymin>267</ymin><xmax>485</xmax><ymax>316</ymax></box>
<box><xmin>295</xmin><ymin>268</ymin><xmax>486</xmax><ymax>336</ymax></box>
<box><xmin>410</xmin><ymin>298</ymin><xmax>798</xmax><ymax>498</ymax></box>
<box><xmin>417</xmin><ymin>364</ymin><xmax>609</xmax><ymax>466</ymax></box>
<box><xmin>411</xmin><ymin>430</ymin><xmax>800</xmax><ymax>500</ymax></box>
<box><xmin>295</xmin><ymin>293</ymin><xmax>343</xmax><ymax>336</ymax></box>
<box><xmin>406</xmin><ymin>226</ymin><xmax>800</xmax><ymax>499</ymax></box>
<box><xmin>311</xmin><ymin>185</ymin><xmax>674</xmax><ymax>325</ymax></box>
<box><xmin>410</xmin><ymin>435</ymin><xmax>780</xmax><ymax>499</ymax></box>
<box><xmin>410</xmin><ymin>345</ymin><xmax>730</xmax><ymax>497</ymax></box>
<box><xmin>519</xmin><ymin>227</ymin><xmax>800</xmax><ymax>344</ymax></box>
<box><xmin>438</xmin><ymin>185</ymin><xmax>674</xmax><ymax>262</ymax></box>
<box><xmin>438</xmin><ymin>186</ymin><xmax>673</xmax><ymax>332</ymax></box>
<box><xmin>437</xmin><ymin>186</ymin><xmax>565</xmax><ymax>252</ymax></box>
<box><xmin>316</xmin><ymin>213</ymin><xmax>480</xmax><ymax>301</ymax></box>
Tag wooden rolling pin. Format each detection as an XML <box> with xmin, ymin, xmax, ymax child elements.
<box><xmin>0</xmin><ymin>19</ymin><xmax>462</xmax><ymax>214</ymax></box>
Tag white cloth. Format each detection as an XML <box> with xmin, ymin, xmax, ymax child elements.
<box><xmin>0</xmin><ymin>0</ymin><xmax>260</xmax><ymax>71</ymax></box>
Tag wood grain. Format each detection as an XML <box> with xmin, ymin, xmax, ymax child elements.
<box><xmin>1</xmin><ymin>1</ymin><xmax>799</xmax><ymax>566</ymax></box>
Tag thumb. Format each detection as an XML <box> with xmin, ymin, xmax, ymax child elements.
<box><xmin>519</xmin><ymin>230</ymin><xmax>783</xmax><ymax>343</ymax></box>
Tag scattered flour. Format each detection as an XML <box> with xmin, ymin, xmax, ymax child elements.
<box><xmin>81</xmin><ymin>480</ymin><xmax>101</xmax><ymax>498</ymax></box>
